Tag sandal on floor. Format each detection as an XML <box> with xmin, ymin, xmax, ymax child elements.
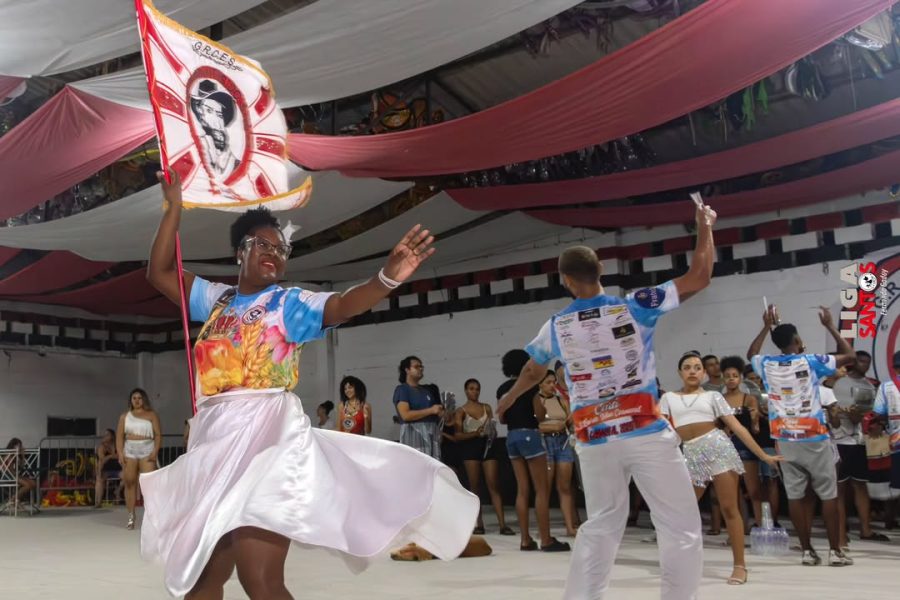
<box><xmin>499</xmin><ymin>526</ymin><xmax>516</xmax><ymax>536</ymax></box>
<box><xmin>727</xmin><ymin>566</ymin><xmax>748</xmax><ymax>585</ymax></box>
<box><xmin>706</xmin><ymin>529</ymin><xmax>721</xmax><ymax>536</ymax></box>
<box><xmin>473</xmin><ymin>526</ymin><xmax>485</xmax><ymax>535</ymax></box>
<box><xmin>520</xmin><ymin>539</ymin><xmax>538</xmax><ymax>551</ymax></box>
<box><xmin>860</xmin><ymin>532</ymin><xmax>890</xmax><ymax>542</ymax></box>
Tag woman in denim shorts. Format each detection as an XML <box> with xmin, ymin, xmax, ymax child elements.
<box><xmin>497</xmin><ymin>350</ymin><xmax>570</xmax><ymax>553</ymax></box>
<box><xmin>537</xmin><ymin>370</ymin><xmax>578</xmax><ymax>537</ymax></box>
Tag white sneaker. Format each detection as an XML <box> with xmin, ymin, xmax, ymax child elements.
<box><xmin>828</xmin><ymin>550</ymin><xmax>853</xmax><ymax>566</ymax></box>
<box><xmin>801</xmin><ymin>549</ymin><xmax>821</xmax><ymax>566</ymax></box>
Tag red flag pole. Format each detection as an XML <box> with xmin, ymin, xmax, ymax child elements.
<box><xmin>134</xmin><ymin>0</ymin><xmax>198</xmax><ymax>414</ymax></box>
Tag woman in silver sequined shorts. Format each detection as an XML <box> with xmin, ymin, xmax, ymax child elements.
<box><xmin>682</xmin><ymin>429</ymin><xmax>745</xmax><ymax>487</ymax></box>
<box><xmin>661</xmin><ymin>352</ymin><xmax>783</xmax><ymax>586</ymax></box>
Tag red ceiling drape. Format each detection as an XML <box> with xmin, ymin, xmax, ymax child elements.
<box><xmin>449</xmin><ymin>97</ymin><xmax>900</xmax><ymax>211</ymax></box>
<box><xmin>287</xmin><ymin>0</ymin><xmax>894</xmax><ymax>177</ymax></box>
<box><xmin>0</xmin><ymin>75</ymin><xmax>24</xmax><ymax>99</ymax></box>
<box><xmin>528</xmin><ymin>148</ymin><xmax>900</xmax><ymax>228</ymax></box>
<box><xmin>0</xmin><ymin>87</ymin><xmax>154</xmax><ymax>221</ymax></box>
<box><xmin>0</xmin><ymin>251</ymin><xmax>112</xmax><ymax>295</ymax></box>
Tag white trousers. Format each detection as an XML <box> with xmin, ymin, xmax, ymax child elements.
<box><xmin>564</xmin><ymin>429</ymin><xmax>702</xmax><ymax>600</ymax></box>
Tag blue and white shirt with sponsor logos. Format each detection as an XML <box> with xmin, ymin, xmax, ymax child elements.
<box><xmin>750</xmin><ymin>353</ymin><xmax>837</xmax><ymax>442</ymax></box>
<box><xmin>526</xmin><ymin>280</ymin><xmax>679</xmax><ymax>446</ymax></box>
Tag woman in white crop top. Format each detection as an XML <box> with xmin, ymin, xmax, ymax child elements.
<box><xmin>116</xmin><ymin>388</ymin><xmax>161</xmax><ymax>530</ymax></box>
<box><xmin>661</xmin><ymin>352</ymin><xmax>781</xmax><ymax>586</ymax></box>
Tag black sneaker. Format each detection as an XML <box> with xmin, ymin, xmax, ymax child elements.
<box><xmin>541</xmin><ymin>538</ymin><xmax>571</xmax><ymax>552</ymax></box>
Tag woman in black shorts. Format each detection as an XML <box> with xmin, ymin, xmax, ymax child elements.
<box><xmin>454</xmin><ymin>378</ymin><xmax>514</xmax><ymax>535</ymax></box>
<box><xmin>721</xmin><ymin>357</ymin><xmax>764</xmax><ymax>528</ymax></box>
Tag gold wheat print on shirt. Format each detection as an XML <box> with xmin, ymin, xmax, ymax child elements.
<box><xmin>241</xmin><ymin>319</ymin><xmax>273</xmax><ymax>387</ymax></box>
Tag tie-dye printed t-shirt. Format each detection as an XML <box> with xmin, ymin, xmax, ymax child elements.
<box><xmin>189</xmin><ymin>277</ymin><xmax>334</xmax><ymax>403</ymax></box>
<box><xmin>525</xmin><ymin>281</ymin><xmax>679</xmax><ymax>447</ymax></box>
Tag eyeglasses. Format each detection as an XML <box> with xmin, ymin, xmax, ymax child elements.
<box><xmin>242</xmin><ymin>236</ymin><xmax>292</xmax><ymax>260</ymax></box>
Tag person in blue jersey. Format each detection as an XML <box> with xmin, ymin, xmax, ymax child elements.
<box><xmin>143</xmin><ymin>170</ymin><xmax>478</xmax><ymax>599</ymax></box>
<box><xmin>746</xmin><ymin>305</ymin><xmax>856</xmax><ymax>567</ymax></box>
<box><xmin>499</xmin><ymin>201</ymin><xmax>718</xmax><ymax>600</ymax></box>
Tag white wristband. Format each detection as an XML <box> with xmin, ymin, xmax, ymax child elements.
<box><xmin>378</xmin><ymin>268</ymin><xmax>401</xmax><ymax>289</ymax></box>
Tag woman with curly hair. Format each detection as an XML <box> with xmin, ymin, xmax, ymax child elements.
<box><xmin>337</xmin><ymin>376</ymin><xmax>371</xmax><ymax>435</ymax></box>
<box><xmin>142</xmin><ymin>170</ymin><xmax>477</xmax><ymax>599</ymax></box>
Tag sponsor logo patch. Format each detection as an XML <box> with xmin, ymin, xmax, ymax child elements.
<box><xmin>612</xmin><ymin>323</ymin><xmax>636</xmax><ymax>339</ymax></box>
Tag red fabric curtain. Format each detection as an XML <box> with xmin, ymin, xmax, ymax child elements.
<box><xmin>0</xmin><ymin>87</ymin><xmax>154</xmax><ymax>221</ymax></box>
<box><xmin>11</xmin><ymin>269</ymin><xmax>157</xmax><ymax>312</ymax></box>
<box><xmin>450</xmin><ymin>97</ymin><xmax>900</xmax><ymax>211</ymax></box>
<box><xmin>0</xmin><ymin>75</ymin><xmax>23</xmax><ymax>99</ymax></box>
<box><xmin>0</xmin><ymin>251</ymin><xmax>112</xmax><ymax>295</ymax></box>
<box><xmin>0</xmin><ymin>246</ymin><xmax>20</xmax><ymax>269</ymax></box>
<box><xmin>528</xmin><ymin>148</ymin><xmax>900</xmax><ymax>228</ymax></box>
<box><xmin>287</xmin><ymin>0</ymin><xmax>893</xmax><ymax>177</ymax></box>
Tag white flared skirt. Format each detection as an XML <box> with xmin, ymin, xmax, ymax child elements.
<box><xmin>139</xmin><ymin>389</ymin><xmax>479</xmax><ymax>596</ymax></box>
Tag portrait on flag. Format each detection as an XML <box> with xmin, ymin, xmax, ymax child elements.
<box><xmin>137</xmin><ymin>0</ymin><xmax>311</xmax><ymax>211</ymax></box>
<box><xmin>189</xmin><ymin>78</ymin><xmax>243</xmax><ymax>180</ymax></box>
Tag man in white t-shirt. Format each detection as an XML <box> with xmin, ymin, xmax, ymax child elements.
<box><xmin>832</xmin><ymin>351</ymin><xmax>889</xmax><ymax>544</ymax></box>
<box><xmin>747</xmin><ymin>306</ymin><xmax>856</xmax><ymax>566</ymax></box>
<box><xmin>500</xmin><ymin>202</ymin><xmax>717</xmax><ymax>600</ymax></box>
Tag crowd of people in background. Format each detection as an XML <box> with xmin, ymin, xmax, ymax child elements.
<box><xmin>6</xmin><ymin>305</ymin><xmax>899</xmax><ymax>587</ymax></box>
<box><xmin>307</xmin><ymin>306</ymin><xmax>900</xmax><ymax>581</ymax></box>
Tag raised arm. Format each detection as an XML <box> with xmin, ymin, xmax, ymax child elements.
<box><xmin>323</xmin><ymin>225</ymin><xmax>434</xmax><ymax>327</ymax></box>
<box><xmin>747</xmin><ymin>306</ymin><xmax>776</xmax><ymax>360</ymax></box>
<box><xmin>673</xmin><ymin>203</ymin><xmax>717</xmax><ymax>302</ymax></box>
<box><xmin>818</xmin><ymin>306</ymin><xmax>855</xmax><ymax>368</ymax></box>
<box><xmin>147</xmin><ymin>169</ymin><xmax>196</xmax><ymax>306</ymax></box>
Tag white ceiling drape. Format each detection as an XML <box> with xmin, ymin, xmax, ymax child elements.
<box><xmin>0</xmin><ymin>167</ymin><xmax>409</xmax><ymax>261</ymax></box>
<box><xmin>0</xmin><ymin>0</ymin><xmax>267</xmax><ymax>76</ymax></box>
<box><xmin>71</xmin><ymin>0</ymin><xmax>582</xmax><ymax>108</ymax></box>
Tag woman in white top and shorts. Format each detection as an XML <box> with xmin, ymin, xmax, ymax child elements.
<box><xmin>661</xmin><ymin>352</ymin><xmax>781</xmax><ymax>585</ymax></box>
<box><xmin>453</xmin><ymin>378</ymin><xmax>513</xmax><ymax>535</ymax></box>
<box><xmin>537</xmin><ymin>370</ymin><xmax>579</xmax><ymax>537</ymax></box>
<box><xmin>116</xmin><ymin>388</ymin><xmax>161</xmax><ymax>530</ymax></box>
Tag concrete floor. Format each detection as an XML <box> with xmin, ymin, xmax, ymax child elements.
<box><xmin>1</xmin><ymin>509</ymin><xmax>897</xmax><ymax>599</ymax></box>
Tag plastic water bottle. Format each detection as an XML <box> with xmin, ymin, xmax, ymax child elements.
<box><xmin>750</xmin><ymin>525</ymin><xmax>769</xmax><ymax>556</ymax></box>
<box><xmin>774</xmin><ymin>526</ymin><xmax>790</xmax><ymax>555</ymax></box>
<box><xmin>751</xmin><ymin>502</ymin><xmax>789</xmax><ymax>556</ymax></box>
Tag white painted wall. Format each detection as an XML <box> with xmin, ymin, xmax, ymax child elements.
<box><xmin>0</xmin><ymin>337</ymin><xmax>333</xmax><ymax>447</ymax></box>
<box><xmin>0</xmin><ymin>259</ymin><xmax>862</xmax><ymax>446</ymax></box>
<box><xmin>0</xmin><ymin>350</ymin><xmax>138</xmax><ymax>447</ymax></box>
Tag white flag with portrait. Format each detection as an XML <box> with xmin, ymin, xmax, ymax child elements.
<box><xmin>136</xmin><ymin>0</ymin><xmax>311</xmax><ymax>211</ymax></box>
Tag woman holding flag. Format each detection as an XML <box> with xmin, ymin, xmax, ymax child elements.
<box><xmin>141</xmin><ymin>171</ymin><xmax>478</xmax><ymax>598</ymax></box>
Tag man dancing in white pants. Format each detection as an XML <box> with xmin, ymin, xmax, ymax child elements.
<box><xmin>499</xmin><ymin>202</ymin><xmax>717</xmax><ymax>599</ymax></box>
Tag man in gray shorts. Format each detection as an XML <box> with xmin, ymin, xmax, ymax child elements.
<box><xmin>747</xmin><ymin>305</ymin><xmax>856</xmax><ymax>567</ymax></box>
